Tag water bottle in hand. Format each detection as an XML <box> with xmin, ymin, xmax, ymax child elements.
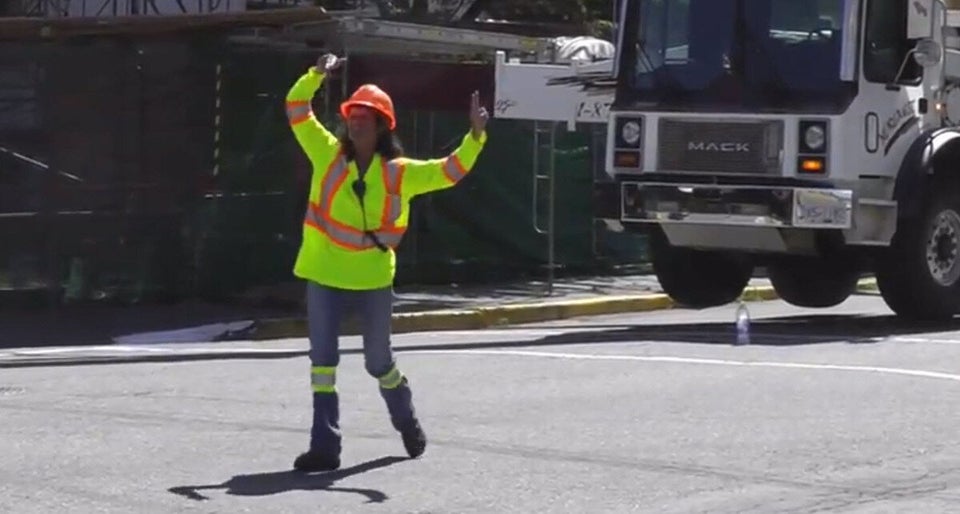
<box><xmin>735</xmin><ymin>302</ymin><xmax>751</xmax><ymax>346</ymax></box>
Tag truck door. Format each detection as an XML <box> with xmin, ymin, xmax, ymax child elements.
<box><xmin>860</xmin><ymin>0</ymin><xmax>925</xmax><ymax>170</ymax></box>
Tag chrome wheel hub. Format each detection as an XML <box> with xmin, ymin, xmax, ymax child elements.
<box><xmin>927</xmin><ymin>209</ymin><xmax>960</xmax><ymax>286</ymax></box>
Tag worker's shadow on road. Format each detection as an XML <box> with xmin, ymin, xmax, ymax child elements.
<box><xmin>168</xmin><ymin>455</ymin><xmax>406</xmax><ymax>504</ymax></box>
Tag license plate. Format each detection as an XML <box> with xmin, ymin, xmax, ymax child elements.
<box><xmin>792</xmin><ymin>188</ymin><xmax>853</xmax><ymax>228</ymax></box>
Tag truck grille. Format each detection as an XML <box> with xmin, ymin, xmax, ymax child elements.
<box><xmin>657</xmin><ymin>119</ymin><xmax>784</xmax><ymax>174</ymax></box>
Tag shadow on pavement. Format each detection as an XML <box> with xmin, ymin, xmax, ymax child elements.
<box><xmin>168</xmin><ymin>456</ymin><xmax>407</xmax><ymax>504</ymax></box>
<box><xmin>0</xmin><ymin>301</ymin><xmax>294</xmax><ymax>348</ymax></box>
<box><xmin>8</xmin><ymin>311</ymin><xmax>960</xmax><ymax>369</ymax></box>
<box><xmin>389</xmin><ymin>313</ymin><xmax>960</xmax><ymax>351</ymax></box>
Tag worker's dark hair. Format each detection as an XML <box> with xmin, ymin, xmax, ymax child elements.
<box><xmin>338</xmin><ymin>112</ymin><xmax>404</xmax><ymax>161</ymax></box>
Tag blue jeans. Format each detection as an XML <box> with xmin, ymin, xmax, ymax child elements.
<box><xmin>306</xmin><ymin>282</ymin><xmax>417</xmax><ymax>456</ymax></box>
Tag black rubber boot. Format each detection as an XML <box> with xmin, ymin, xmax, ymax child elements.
<box><xmin>293</xmin><ymin>450</ymin><xmax>341</xmax><ymax>472</ymax></box>
<box><xmin>294</xmin><ymin>393</ymin><xmax>342</xmax><ymax>472</ymax></box>
<box><xmin>400</xmin><ymin>419</ymin><xmax>427</xmax><ymax>459</ymax></box>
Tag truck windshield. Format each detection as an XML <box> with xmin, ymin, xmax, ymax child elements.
<box><xmin>619</xmin><ymin>0</ymin><xmax>855</xmax><ymax>112</ymax></box>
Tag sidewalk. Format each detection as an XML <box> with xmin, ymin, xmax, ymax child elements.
<box><xmin>393</xmin><ymin>274</ymin><xmax>668</xmax><ymax>312</ymax></box>
<box><xmin>250</xmin><ymin>274</ymin><xmax>794</xmax><ymax>340</ymax></box>
<box><xmin>0</xmin><ymin>273</ymin><xmax>878</xmax><ymax>348</ymax></box>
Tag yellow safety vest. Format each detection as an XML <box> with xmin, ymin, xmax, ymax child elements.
<box><xmin>285</xmin><ymin>67</ymin><xmax>487</xmax><ymax>290</ymax></box>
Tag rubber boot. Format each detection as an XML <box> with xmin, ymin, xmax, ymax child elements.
<box><xmin>293</xmin><ymin>393</ymin><xmax>341</xmax><ymax>472</ymax></box>
<box><xmin>380</xmin><ymin>377</ymin><xmax>426</xmax><ymax>458</ymax></box>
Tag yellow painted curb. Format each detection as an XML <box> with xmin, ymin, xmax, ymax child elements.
<box><xmin>250</xmin><ymin>278</ymin><xmax>880</xmax><ymax>340</ymax></box>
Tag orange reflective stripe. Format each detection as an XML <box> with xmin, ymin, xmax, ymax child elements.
<box><xmin>380</xmin><ymin>160</ymin><xmax>405</xmax><ymax>228</ymax></box>
<box><xmin>319</xmin><ymin>153</ymin><xmax>349</xmax><ymax>215</ymax></box>
<box><xmin>305</xmin><ymin>203</ymin><xmax>404</xmax><ymax>250</ymax></box>
<box><xmin>304</xmin><ymin>154</ymin><xmax>406</xmax><ymax>251</ymax></box>
<box><xmin>383</xmin><ymin>160</ymin><xmax>404</xmax><ymax>195</ymax></box>
<box><xmin>442</xmin><ymin>154</ymin><xmax>467</xmax><ymax>183</ymax></box>
<box><xmin>286</xmin><ymin>100</ymin><xmax>312</xmax><ymax>125</ymax></box>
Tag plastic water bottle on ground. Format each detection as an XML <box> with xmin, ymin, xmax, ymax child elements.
<box><xmin>735</xmin><ymin>302</ymin><xmax>751</xmax><ymax>346</ymax></box>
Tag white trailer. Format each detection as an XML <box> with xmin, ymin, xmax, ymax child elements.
<box><xmin>495</xmin><ymin>0</ymin><xmax>960</xmax><ymax>321</ymax></box>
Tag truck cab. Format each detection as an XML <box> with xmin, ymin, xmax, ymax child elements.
<box><xmin>498</xmin><ymin>0</ymin><xmax>960</xmax><ymax>321</ymax></box>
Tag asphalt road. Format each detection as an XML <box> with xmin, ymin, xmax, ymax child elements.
<box><xmin>3</xmin><ymin>294</ymin><xmax>960</xmax><ymax>513</ymax></box>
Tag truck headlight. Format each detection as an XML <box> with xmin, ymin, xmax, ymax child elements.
<box><xmin>798</xmin><ymin>120</ymin><xmax>828</xmax><ymax>175</ymax></box>
<box><xmin>799</xmin><ymin>120</ymin><xmax>828</xmax><ymax>154</ymax></box>
<box><xmin>621</xmin><ymin>121</ymin><xmax>641</xmax><ymax>146</ymax></box>
<box><xmin>615</xmin><ymin>116</ymin><xmax>643</xmax><ymax>148</ymax></box>
<box><xmin>804</xmin><ymin>125</ymin><xmax>825</xmax><ymax>151</ymax></box>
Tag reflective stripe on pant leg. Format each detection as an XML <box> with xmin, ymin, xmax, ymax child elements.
<box><xmin>306</xmin><ymin>283</ymin><xmax>348</xmax><ymax>454</ymax></box>
<box><xmin>311</xmin><ymin>366</ymin><xmax>336</xmax><ymax>393</ymax></box>
<box><xmin>378</xmin><ymin>368</ymin><xmax>416</xmax><ymax>431</ymax></box>
<box><xmin>377</xmin><ymin>365</ymin><xmax>404</xmax><ymax>389</ymax></box>
<box><xmin>356</xmin><ymin>286</ymin><xmax>416</xmax><ymax>429</ymax></box>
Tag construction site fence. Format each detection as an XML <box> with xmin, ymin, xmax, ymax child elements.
<box><xmin>0</xmin><ymin>33</ymin><xmax>648</xmax><ymax>308</ymax></box>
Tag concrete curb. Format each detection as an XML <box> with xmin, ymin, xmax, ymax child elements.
<box><xmin>250</xmin><ymin>278</ymin><xmax>879</xmax><ymax>341</ymax></box>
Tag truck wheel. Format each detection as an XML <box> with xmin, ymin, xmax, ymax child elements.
<box><xmin>651</xmin><ymin>233</ymin><xmax>753</xmax><ymax>308</ymax></box>
<box><xmin>876</xmin><ymin>177</ymin><xmax>960</xmax><ymax>322</ymax></box>
<box><xmin>768</xmin><ymin>257</ymin><xmax>860</xmax><ymax>308</ymax></box>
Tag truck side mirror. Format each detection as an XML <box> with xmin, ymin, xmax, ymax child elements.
<box><xmin>913</xmin><ymin>38</ymin><xmax>943</xmax><ymax>67</ymax></box>
<box><xmin>888</xmin><ymin>38</ymin><xmax>941</xmax><ymax>87</ymax></box>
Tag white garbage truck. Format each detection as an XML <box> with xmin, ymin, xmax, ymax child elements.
<box><xmin>495</xmin><ymin>0</ymin><xmax>960</xmax><ymax>321</ymax></box>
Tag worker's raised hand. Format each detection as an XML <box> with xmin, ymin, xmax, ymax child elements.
<box><xmin>316</xmin><ymin>53</ymin><xmax>345</xmax><ymax>74</ymax></box>
<box><xmin>470</xmin><ymin>90</ymin><xmax>489</xmax><ymax>140</ymax></box>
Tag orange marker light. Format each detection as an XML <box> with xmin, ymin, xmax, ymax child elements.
<box><xmin>615</xmin><ymin>151</ymin><xmax>641</xmax><ymax>168</ymax></box>
<box><xmin>801</xmin><ymin>158</ymin><xmax>824</xmax><ymax>173</ymax></box>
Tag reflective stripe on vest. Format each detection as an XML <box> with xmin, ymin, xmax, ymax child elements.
<box><xmin>303</xmin><ymin>152</ymin><xmax>407</xmax><ymax>251</ymax></box>
<box><xmin>442</xmin><ymin>154</ymin><xmax>467</xmax><ymax>183</ymax></box>
<box><xmin>286</xmin><ymin>101</ymin><xmax>311</xmax><ymax>125</ymax></box>
<box><xmin>381</xmin><ymin>159</ymin><xmax>404</xmax><ymax>227</ymax></box>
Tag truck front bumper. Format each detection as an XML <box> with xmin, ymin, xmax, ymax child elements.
<box><xmin>616</xmin><ymin>181</ymin><xmax>855</xmax><ymax>230</ymax></box>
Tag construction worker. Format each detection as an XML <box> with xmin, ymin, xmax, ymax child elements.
<box><xmin>284</xmin><ymin>53</ymin><xmax>489</xmax><ymax>472</ymax></box>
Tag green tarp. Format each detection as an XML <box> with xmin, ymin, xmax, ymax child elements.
<box><xmin>194</xmin><ymin>46</ymin><xmax>647</xmax><ymax>296</ymax></box>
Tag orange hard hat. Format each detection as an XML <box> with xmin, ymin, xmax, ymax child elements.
<box><xmin>340</xmin><ymin>84</ymin><xmax>396</xmax><ymax>130</ymax></box>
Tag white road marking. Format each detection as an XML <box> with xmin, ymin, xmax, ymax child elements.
<box><xmin>893</xmin><ymin>336</ymin><xmax>960</xmax><ymax>345</ymax></box>
<box><xmin>401</xmin><ymin>328</ymin><xmax>575</xmax><ymax>338</ymax></box>
<box><xmin>405</xmin><ymin>349</ymin><xmax>960</xmax><ymax>383</ymax></box>
<box><xmin>0</xmin><ymin>346</ymin><xmax>299</xmax><ymax>359</ymax></box>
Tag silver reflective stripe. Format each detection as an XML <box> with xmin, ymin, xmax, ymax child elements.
<box><xmin>383</xmin><ymin>160</ymin><xmax>404</xmax><ymax>195</ymax></box>
<box><xmin>382</xmin><ymin>160</ymin><xmax>404</xmax><ymax>226</ymax></box>
<box><xmin>305</xmin><ymin>206</ymin><xmax>404</xmax><ymax>250</ymax></box>
<box><xmin>377</xmin><ymin>231</ymin><xmax>403</xmax><ymax>247</ymax></box>
<box><xmin>286</xmin><ymin>102</ymin><xmax>312</xmax><ymax>123</ymax></box>
<box><xmin>385</xmin><ymin>199</ymin><xmax>401</xmax><ymax>226</ymax></box>
<box><xmin>378</xmin><ymin>366</ymin><xmax>404</xmax><ymax>389</ymax></box>
<box><xmin>311</xmin><ymin>373</ymin><xmax>336</xmax><ymax>387</ymax></box>
<box><xmin>319</xmin><ymin>156</ymin><xmax>349</xmax><ymax>214</ymax></box>
<box><xmin>303</xmin><ymin>155</ymin><xmax>407</xmax><ymax>250</ymax></box>
<box><xmin>443</xmin><ymin>155</ymin><xmax>467</xmax><ymax>182</ymax></box>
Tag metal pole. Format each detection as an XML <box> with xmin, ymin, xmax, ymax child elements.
<box><xmin>532</xmin><ymin>120</ymin><xmax>541</xmax><ymax>233</ymax></box>
<box><xmin>531</xmin><ymin>120</ymin><xmax>556</xmax><ymax>295</ymax></box>
<box><xmin>547</xmin><ymin>121</ymin><xmax>556</xmax><ymax>295</ymax></box>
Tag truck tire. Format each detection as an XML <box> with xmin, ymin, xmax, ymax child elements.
<box><xmin>650</xmin><ymin>233</ymin><xmax>753</xmax><ymax>308</ymax></box>
<box><xmin>876</xmin><ymin>176</ymin><xmax>960</xmax><ymax>322</ymax></box>
<box><xmin>768</xmin><ymin>257</ymin><xmax>860</xmax><ymax>308</ymax></box>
